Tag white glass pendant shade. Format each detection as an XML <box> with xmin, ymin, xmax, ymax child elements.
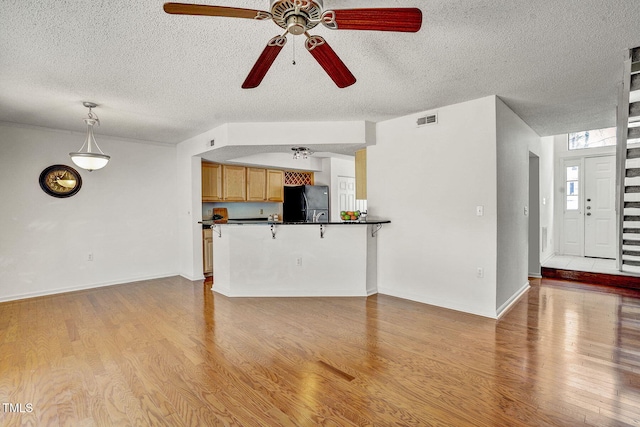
<box><xmin>69</xmin><ymin>111</ymin><xmax>110</xmax><ymax>172</ymax></box>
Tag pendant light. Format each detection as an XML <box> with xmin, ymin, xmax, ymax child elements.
<box><xmin>69</xmin><ymin>102</ymin><xmax>110</xmax><ymax>171</ymax></box>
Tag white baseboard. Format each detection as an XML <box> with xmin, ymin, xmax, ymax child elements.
<box><xmin>0</xmin><ymin>272</ymin><xmax>180</xmax><ymax>303</ymax></box>
<box><xmin>180</xmin><ymin>272</ymin><xmax>206</xmax><ymax>281</ymax></box>
<box><xmin>212</xmin><ymin>286</ymin><xmax>231</xmax><ymax>297</ymax></box>
<box><xmin>377</xmin><ymin>287</ymin><xmax>498</xmax><ymax>319</ymax></box>
<box><xmin>496</xmin><ymin>281</ymin><xmax>530</xmax><ymax>319</ymax></box>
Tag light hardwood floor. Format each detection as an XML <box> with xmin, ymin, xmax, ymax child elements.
<box><xmin>1</xmin><ymin>276</ymin><xmax>640</xmax><ymax>426</ymax></box>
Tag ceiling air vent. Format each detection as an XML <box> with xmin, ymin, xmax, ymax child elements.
<box><xmin>417</xmin><ymin>114</ymin><xmax>437</xmax><ymax>127</ymax></box>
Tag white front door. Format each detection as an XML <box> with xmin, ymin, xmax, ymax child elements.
<box><xmin>584</xmin><ymin>156</ymin><xmax>616</xmax><ymax>258</ymax></box>
<box><xmin>561</xmin><ymin>156</ymin><xmax>616</xmax><ymax>258</ymax></box>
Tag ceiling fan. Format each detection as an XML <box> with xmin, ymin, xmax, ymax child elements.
<box><xmin>163</xmin><ymin>1</ymin><xmax>422</xmax><ymax>89</ymax></box>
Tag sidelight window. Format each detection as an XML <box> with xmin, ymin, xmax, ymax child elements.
<box><xmin>566</xmin><ymin>166</ymin><xmax>579</xmax><ymax>210</ymax></box>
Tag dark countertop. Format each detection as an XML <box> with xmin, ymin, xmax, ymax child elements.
<box><xmin>200</xmin><ymin>220</ymin><xmax>390</xmax><ymax>227</ymax></box>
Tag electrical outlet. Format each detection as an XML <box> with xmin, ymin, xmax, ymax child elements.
<box><xmin>88</xmin><ymin>253</ymin><xmax>94</xmax><ymax>261</ymax></box>
<box><xmin>476</xmin><ymin>206</ymin><xmax>484</xmax><ymax>216</ymax></box>
<box><xmin>476</xmin><ymin>267</ymin><xmax>484</xmax><ymax>278</ymax></box>
<box><xmin>296</xmin><ymin>257</ymin><xmax>303</xmax><ymax>266</ymax></box>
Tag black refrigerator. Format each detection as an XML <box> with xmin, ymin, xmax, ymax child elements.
<box><xmin>283</xmin><ymin>185</ymin><xmax>329</xmax><ymax>223</ymax></box>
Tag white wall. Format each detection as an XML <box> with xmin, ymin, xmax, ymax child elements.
<box><xmin>539</xmin><ymin>136</ymin><xmax>555</xmax><ymax>264</ymax></box>
<box><xmin>495</xmin><ymin>98</ymin><xmax>540</xmax><ymax>313</ymax></box>
<box><xmin>177</xmin><ymin>124</ymin><xmax>229</xmax><ymax>280</ymax></box>
<box><xmin>0</xmin><ymin>123</ymin><xmax>179</xmax><ymax>302</ymax></box>
<box><xmin>368</xmin><ymin>96</ymin><xmax>499</xmax><ymax>318</ymax></box>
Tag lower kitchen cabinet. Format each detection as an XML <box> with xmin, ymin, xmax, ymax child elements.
<box><xmin>203</xmin><ymin>228</ymin><xmax>213</xmax><ymax>275</ymax></box>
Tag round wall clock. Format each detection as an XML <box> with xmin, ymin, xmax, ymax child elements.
<box><xmin>39</xmin><ymin>164</ymin><xmax>82</xmax><ymax>198</ymax></box>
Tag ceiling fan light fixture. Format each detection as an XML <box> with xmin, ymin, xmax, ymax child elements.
<box><xmin>292</xmin><ymin>146</ymin><xmax>313</xmax><ymax>159</ymax></box>
<box><xmin>286</xmin><ymin>15</ymin><xmax>307</xmax><ymax>35</ymax></box>
<box><xmin>163</xmin><ymin>1</ymin><xmax>422</xmax><ymax>89</ymax></box>
<box><xmin>69</xmin><ymin>102</ymin><xmax>110</xmax><ymax>172</ymax></box>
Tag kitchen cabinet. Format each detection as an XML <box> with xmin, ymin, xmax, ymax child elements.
<box><xmin>202</xmin><ymin>162</ymin><xmax>222</xmax><ymax>202</ymax></box>
<box><xmin>246</xmin><ymin>168</ymin><xmax>267</xmax><ymax>201</ymax></box>
<box><xmin>202</xmin><ymin>163</ymin><xmax>285</xmax><ymax>202</ymax></box>
<box><xmin>355</xmin><ymin>149</ymin><xmax>367</xmax><ymax>200</ymax></box>
<box><xmin>203</xmin><ymin>228</ymin><xmax>213</xmax><ymax>275</ymax></box>
<box><xmin>267</xmin><ymin>169</ymin><xmax>284</xmax><ymax>202</ymax></box>
<box><xmin>223</xmin><ymin>165</ymin><xmax>247</xmax><ymax>201</ymax></box>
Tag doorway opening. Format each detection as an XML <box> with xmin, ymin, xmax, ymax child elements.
<box><xmin>529</xmin><ymin>153</ymin><xmax>540</xmax><ymax>277</ymax></box>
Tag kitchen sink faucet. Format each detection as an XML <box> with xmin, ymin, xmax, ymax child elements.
<box><xmin>312</xmin><ymin>210</ymin><xmax>326</xmax><ymax>223</ymax></box>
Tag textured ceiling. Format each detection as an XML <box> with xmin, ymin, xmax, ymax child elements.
<box><xmin>1</xmin><ymin>0</ymin><xmax>639</xmax><ymax>146</ymax></box>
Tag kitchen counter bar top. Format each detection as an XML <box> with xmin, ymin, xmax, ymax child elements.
<box><xmin>200</xmin><ymin>220</ymin><xmax>390</xmax><ymax>226</ymax></box>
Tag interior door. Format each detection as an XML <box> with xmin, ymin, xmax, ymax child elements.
<box><xmin>584</xmin><ymin>155</ymin><xmax>616</xmax><ymax>258</ymax></box>
<box><xmin>338</xmin><ymin>176</ymin><xmax>356</xmax><ymax>213</ymax></box>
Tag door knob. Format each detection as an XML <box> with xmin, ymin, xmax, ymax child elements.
<box><xmin>587</xmin><ymin>198</ymin><xmax>592</xmax><ymax>202</ymax></box>
<box><xmin>587</xmin><ymin>212</ymin><xmax>592</xmax><ymax>216</ymax></box>
<box><xmin>586</xmin><ymin>206</ymin><xmax>591</xmax><ymax>210</ymax></box>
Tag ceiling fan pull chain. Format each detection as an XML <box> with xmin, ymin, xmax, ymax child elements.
<box><xmin>292</xmin><ymin>37</ymin><xmax>296</xmax><ymax>65</ymax></box>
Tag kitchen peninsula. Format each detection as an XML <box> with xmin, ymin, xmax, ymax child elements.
<box><xmin>201</xmin><ymin>220</ymin><xmax>389</xmax><ymax>297</ymax></box>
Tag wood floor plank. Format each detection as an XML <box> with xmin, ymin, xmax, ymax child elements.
<box><xmin>4</xmin><ymin>276</ymin><xmax>640</xmax><ymax>425</ymax></box>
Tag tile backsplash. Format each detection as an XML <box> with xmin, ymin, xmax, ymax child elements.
<box><xmin>203</xmin><ymin>202</ymin><xmax>282</xmax><ymax>220</ymax></box>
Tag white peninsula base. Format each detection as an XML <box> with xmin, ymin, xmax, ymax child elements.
<box><xmin>212</xmin><ymin>223</ymin><xmax>382</xmax><ymax>297</ymax></box>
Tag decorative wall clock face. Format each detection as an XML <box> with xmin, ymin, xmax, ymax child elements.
<box><xmin>39</xmin><ymin>165</ymin><xmax>82</xmax><ymax>198</ymax></box>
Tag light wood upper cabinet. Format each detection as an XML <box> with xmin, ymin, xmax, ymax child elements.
<box><xmin>202</xmin><ymin>163</ymin><xmax>285</xmax><ymax>202</ymax></box>
<box><xmin>355</xmin><ymin>149</ymin><xmax>367</xmax><ymax>200</ymax></box>
<box><xmin>266</xmin><ymin>169</ymin><xmax>284</xmax><ymax>202</ymax></box>
<box><xmin>223</xmin><ymin>165</ymin><xmax>247</xmax><ymax>201</ymax></box>
<box><xmin>246</xmin><ymin>168</ymin><xmax>267</xmax><ymax>201</ymax></box>
<box><xmin>202</xmin><ymin>162</ymin><xmax>222</xmax><ymax>202</ymax></box>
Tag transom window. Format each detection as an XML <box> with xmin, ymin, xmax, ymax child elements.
<box><xmin>568</xmin><ymin>127</ymin><xmax>616</xmax><ymax>150</ymax></box>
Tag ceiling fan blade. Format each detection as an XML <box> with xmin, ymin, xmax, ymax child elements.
<box><xmin>242</xmin><ymin>36</ymin><xmax>287</xmax><ymax>89</ymax></box>
<box><xmin>305</xmin><ymin>36</ymin><xmax>356</xmax><ymax>89</ymax></box>
<box><xmin>163</xmin><ymin>3</ymin><xmax>272</xmax><ymax>20</ymax></box>
<box><xmin>321</xmin><ymin>8</ymin><xmax>422</xmax><ymax>32</ymax></box>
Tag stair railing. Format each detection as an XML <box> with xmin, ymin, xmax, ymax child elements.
<box><xmin>617</xmin><ymin>48</ymin><xmax>634</xmax><ymax>271</ymax></box>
